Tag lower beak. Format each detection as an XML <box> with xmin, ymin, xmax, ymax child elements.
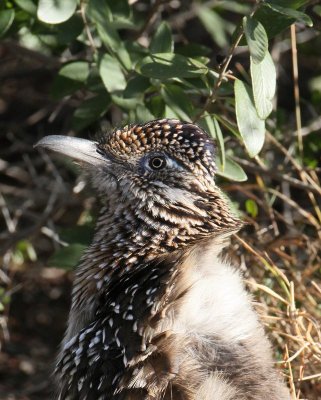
<box><xmin>34</xmin><ymin>135</ymin><xmax>107</xmax><ymax>167</ymax></box>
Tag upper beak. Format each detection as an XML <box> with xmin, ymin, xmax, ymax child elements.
<box><xmin>34</xmin><ymin>135</ymin><xmax>107</xmax><ymax>167</ymax></box>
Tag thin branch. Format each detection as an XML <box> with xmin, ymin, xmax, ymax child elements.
<box><xmin>232</xmin><ymin>156</ymin><xmax>321</xmax><ymax>195</ymax></box>
<box><xmin>193</xmin><ymin>27</ymin><xmax>244</xmax><ymax>122</ymax></box>
<box><xmin>133</xmin><ymin>0</ymin><xmax>167</xmax><ymax>40</ymax></box>
<box><xmin>193</xmin><ymin>2</ymin><xmax>260</xmax><ymax>122</ymax></box>
<box><xmin>80</xmin><ymin>1</ymin><xmax>97</xmax><ymax>53</ymax></box>
<box><xmin>290</xmin><ymin>24</ymin><xmax>303</xmax><ymax>156</ymax></box>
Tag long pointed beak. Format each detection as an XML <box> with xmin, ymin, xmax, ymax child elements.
<box><xmin>34</xmin><ymin>135</ymin><xmax>107</xmax><ymax>167</ymax></box>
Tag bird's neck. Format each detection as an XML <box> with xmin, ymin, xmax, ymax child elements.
<box><xmin>66</xmin><ymin>189</ymin><xmax>241</xmax><ymax>342</ymax></box>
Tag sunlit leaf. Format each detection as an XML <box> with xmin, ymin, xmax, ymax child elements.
<box><xmin>99</xmin><ymin>54</ymin><xmax>127</xmax><ymax>93</ymax></box>
<box><xmin>245</xmin><ymin>199</ymin><xmax>259</xmax><ymax>218</ymax></box>
<box><xmin>251</xmin><ymin>51</ymin><xmax>276</xmax><ymax>119</ymax></box>
<box><xmin>15</xmin><ymin>0</ymin><xmax>37</xmax><ymax>15</ymax></box>
<box><xmin>234</xmin><ymin>79</ymin><xmax>265</xmax><ymax>157</ymax></box>
<box><xmin>37</xmin><ymin>0</ymin><xmax>77</xmax><ymax>24</ymax></box>
<box><xmin>243</xmin><ymin>16</ymin><xmax>268</xmax><ymax>64</ymax></box>
<box><xmin>216</xmin><ymin>156</ymin><xmax>247</xmax><ymax>181</ymax></box>
<box><xmin>199</xmin><ymin>113</ymin><xmax>225</xmax><ymax>169</ymax></box>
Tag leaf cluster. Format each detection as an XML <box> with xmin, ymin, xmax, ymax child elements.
<box><xmin>0</xmin><ymin>0</ymin><xmax>314</xmax><ymax>182</ymax></box>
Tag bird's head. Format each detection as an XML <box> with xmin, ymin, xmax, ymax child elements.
<box><xmin>35</xmin><ymin>119</ymin><xmax>241</xmax><ymax>240</ymax></box>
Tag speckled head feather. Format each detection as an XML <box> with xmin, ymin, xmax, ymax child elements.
<box><xmin>98</xmin><ymin>119</ymin><xmax>216</xmax><ymax>179</ymax></box>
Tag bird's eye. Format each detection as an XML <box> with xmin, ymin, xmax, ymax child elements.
<box><xmin>148</xmin><ymin>155</ymin><xmax>167</xmax><ymax>171</ymax></box>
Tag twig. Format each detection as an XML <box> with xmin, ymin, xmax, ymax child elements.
<box><xmin>267</xmin><ymin>132</ymin><xmax>321</xmax><ymax>231</ymax></box>
<box><xmin>193</xmin><ymin>27</ymin><xmax>244</xmax><ymax>122</ymax></box>
<box><xmin>80</xmin><ymin>1</ymin><xmax>97</xmax><ymax>53</ymax></box>
<box><xmin>290</xmin><ymin>24</ymin><xmax>303</xmax><ymax>157</ymax></box>
<box><xmin>133</xmin><ymin>0</ymin><xmax>167</xmax><ymax>40</ymax></box>
<box><xmin>232</xmin><ymin>156</ymin><xmax>321</xmax><ymax>195</ymax></box>
<box><xmin>193</xmin><ymin>2</ymin><xmax>260</xmax><ymax>122</ymax></box>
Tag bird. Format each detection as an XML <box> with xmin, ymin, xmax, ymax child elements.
<box><xmin>35</xmin><ymin>119</ymin><xmax>290</xmax><ymax>400</ymax></box>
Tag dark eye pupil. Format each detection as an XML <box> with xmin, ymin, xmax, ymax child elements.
<box><xmin>149</xmin><ymin>156</ymin><xmax>166</xmax><ymax>170</ymax></box>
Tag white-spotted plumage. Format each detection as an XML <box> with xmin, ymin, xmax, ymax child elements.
<box><xmin>36</xmin><ymin>119</ymin><xmax>290</xmax><ymax>400</ymax></box>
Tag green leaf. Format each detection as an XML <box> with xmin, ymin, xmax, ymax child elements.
<box><xmin>124</xmin><ymin>75</ymin><xmax>150</xmax><ymax>98</ymax></box>
<box><xmin>96</xmin><ymin>24</ymin><xmax>131</xmax><ymax>70</ymax></box>
<box><xmin>214</xmin><ymin>114</ymin><xmax>240</xmax><ymax>138</ymax></box>
<box><xmin>265</xmin><ymin>3</ymin><xmax>313</xmax><ymax>27</ymax></box>
<box><xmin>313</xmin><ymin>5</ymin><xmax>321</xmax><ymax>18</ymax></box>
<box><xmin>243</xmin><ymin>17</ymin><xmax>268</xmax><ymax>64</ymax></box>
<box><xmin>197</xmin><ymin>7</ymin><xmax>229</xmax><ymax>48</ymax></box>
<box><xmin>0</xmin><ymin>10</ymin><xmax>15</xmax><ymax>37</ymax></box>
<box><xmin>86</xmin><ymin>0</ymin><xmax>112</xmax><ymax>25</ymax></box>
<box><xmin>137</xmin><ymin>53</ymin><xmax>208</xmax><ymax>80</ymax></box>
<box><xmin>161</xmin><ymin>84</ymin><xmax>194</xmax><ymax>121</ymax></box>
<box><xmin>59</xmin><ymin>61</ymin><xmax>90</xmax><ymax>82</ymax></box>
<box><xmin>56</xmin><ymin>14</ymin><xmax>83</xmax><ymax>44</ymax></box>
<box><xmin>99</xmin><ymin>54</ymin><xmax>127</xmax><ymax>93</ymax></box>
<box><xmin>72</xmin><ymin>93</ymin><xmax>111</xmax><ymax>131</ymax></box>
<box><xmin>49</xmin><ymin>243</ymin><xmax>87</xmax><ymax>270</ymax></box>
<box><xmin>245</xmin><ymin>199</ymin><xmax>258</xmax><ymax>218</ymax></box>
<box><xmin>60</xmin><ymin>225</ymin><xmax>94</xmax><ymax>246</ymax></box>
<box><xmin>134</xmin><ymin>104</ymin><xmax>155</xmax><ymax>123</ymax></box>
<box><xmin>255</xmin><ymin>3</ymin><xmax>312</xmax><ymax>39</ymax></box>
<box><xmin>255</xmin><ymin>5</ymin><xmax>294</xmax><ymax>39</ymax></box>
<box><xmin>147</xmin><ymin>95</ymin><xmax>165</xmax><ymax>118</ymax></box>
<box><xmin>15</xmin><ymin>0</ymin><xmax>37</xmax><ymax>15</ymax></box>
<box><xmin>150</xmin><ymin>21</ymin><xmax>173</xmax><ymax>54</ymax></box>
<box><xmin>111</xmin><ymin>95</ymin><xmax>141</xmax><ymax>110</ymax></box>
<box><xmin>105</xmin><ymin>0</ymin><xmax>134</xmax><ymax>28</ymax></box>
<box><xmin>219</xmin><ymin>1</ymin><xmax>251</xmax><ymax>14</ymax></box>
<box><xmin>106</xmin><ymin>0</ymin><xmax>130</xmax><ymax>19</ymax></box>
<box><xmin>176</xmin><ymin>43</ymin><xmax>211</xmax><ymax>57</ymax></box>
<box><xmin>37</xmin><ymin>0</ymin><xmax>77</xmax><ymax>24</ymax></box>
<box><xmin>177</xmin><ymin>76</ymin><xmax>211</xmax><ymax>94</ymax></box>
<box><xmin>216</xmin><ymin>156</ymin><xmax>247</xmax><ymax>182</ymax></box>
<box><xmin>234</xmin><ymin>79</ymin><xmax>265</xmax><ymax>157</ymax></box>
<box><xmin>266</xmin><ymin>0</ymin><xmax>310</xmax><ymax>7</ymax></box>
<box><xmin>199</xmin><ymin>113</ymin><xmax>225</xmax><ymax>169</ymax></box>
<box><xmin>51</xmin><ymin>61</ymin><xmax>90</xmax><ymax>99</ymax></box>
<box><xmin>16</xmin><ymin>240</ymin><xmax>37</xmax><ymax>262</ymax></box>
<box><xmin>51</xmin><ymin>77</ymin><xmax>82</xmax><ymax>99</ymax></box>
<box><xmin>250</xmin><ymin>51</ymin><xmax>276</xmax><ymax>119</ymax></box>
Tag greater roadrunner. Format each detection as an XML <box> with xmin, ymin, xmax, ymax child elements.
<box><xmin>35</xmin><ymin>119</ymin><xmax>290</xmax><ymax>400</ymax></box>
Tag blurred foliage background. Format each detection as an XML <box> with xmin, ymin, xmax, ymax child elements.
<box><xmin>0</xmin><ymin>0</ymin><xmax>321</xmax><ymax>399</ymax></box>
